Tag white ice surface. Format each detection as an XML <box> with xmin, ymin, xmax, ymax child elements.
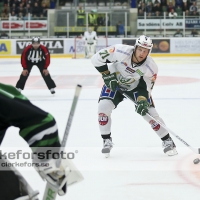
<box><xmin>0</xmin><ymin>57</ymin><xmax>200</xmax><ymax>199</ymax></box>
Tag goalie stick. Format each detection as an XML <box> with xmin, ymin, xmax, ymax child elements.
<box><xmin>42</xmin><ymin>84</ymin><xmax>82</xmax><ymax>200</ymax></box>
<box><xmin>117</xmin><ymin>87</ymin><xmax>200</xmax><ymax>154</ymax></box>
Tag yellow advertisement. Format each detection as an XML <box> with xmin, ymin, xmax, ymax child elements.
<box><xmin>0</xmin><ymin>40</ymin><xmax>11</xmax><ymax>55</ymax></box>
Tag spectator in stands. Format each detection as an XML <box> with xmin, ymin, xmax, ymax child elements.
<box><xmin>1</xmin><ymin>12</ymin><xmax>9</xmax><ymax>20</ymax></box>
<box><xmin>41</xmin><ymin>2</ymin><xmax>48</xmax><ymax>17</ymax></box>
<box><xmin>10</xmin><ymin>11</ymin><xmax>17</xmax><ymax>20</ymax></box>
<box><xmin>97</xmin><ymin>14</ymin><xmax>104</xmax><ymax>26</ymax></box>
<box><xmin>116</xmin><ymin>21</ymin><xmax>125</xmax><ymax>36</ymax></box>
<box><xmin>26</xmin><ymin>0</ymin><xmax>34</xmax><ymax>7</ymax></box>
<box><xmin>18</xmin><ymin>12</ymin><xmax>23</xmax><ymax>20</ymax></box>
<box><xmin>153</xmin><ymin>0</ymin><xmax>160</xmax><ymax>5</ymax></box>
<box><xmin>160</xmin><ymin>0</ymin><xmax>167</xmax><ymax>7</ymax></box>
<box><xmin>32</xmin><ymin>2</ymin><xmax>41</xmax><ymax>17</ymax></box>
<box><xmin>189</xmin><ymin>1</ymin><xmax>198</xmax><ymax>13</ymax></box>
<box><xmin>138</xmin><ymin>2</ymin><xmax>146</xmax><ymax>13</ymax></box>
<box><xmin>191</xmin><ymin>29</ymin><xmax>198</xmax><ymax>36</ymax></box>
<box><xmin>77</xmin><ymin>6</ymin><xmax>85</xmax><ymax>26</ymax></box>
<box><xmin>10</xmin><ymin>3</ymin><xmax>17</xmax><ymax>14</ymax></box>
<box><xmin>11</xmin><ymin>0</ymin><xmax>20</xmax><ymax>9</ymax></box>
<box><xmin>17</xmin><ymin>4</ymin><xmax>26</xmax><ymax>16</ymax></box>
<box><xmin>146</xmin><ymin>2</ymin><xmax>153</xmax><ymax>16</ymax></box>
<box><xmin>24</xmin><ymin>3</ymin><xmax>32</xmax><ymax>15</ymax></box>
<box><xmin>2</xmin><ymin>4</ymin><xmax>10</xmax><ymax>17</ymax></box>
<box><xmin>175</xmin><ymin>0</ymin><xmax>183</xmax><ymax>8</ymax></box>
<box><xmin>176</xmin><ymin>6</ymin><xmax>182</xmax><ymax>16</ymax></box>
<box><xmin>169</xmin><ymin>8</ymin><xmax>178</xmax><ymax>18</ymax></box>
<box><xmin>185</xmin><ymin>9</ymin><xmax>190</xmax><ymax>17</ymax></box>
<box><xmin>192</xmin><ymin>10</ymin><xmax>199</xmax><ymax>17</ymax></box>
<box><xmin>153</xmin><ymin>1</ymin><xmax>161</xmax><ymax>16</ymax></box>
<box><xmin>189</xmin><ymin>0</ymin><xmax>196</xmax><ymax>6</ymax></box>
<box><xmin>23</xmin><ymin>13</ymin><xmax>32</xmax><ymax>20</ymax></box>
<box><xmin>88</xmin><ymin>10</ymin><xmax>97</xmax><ymax>26</ymax></box>
<box><xmin>174</xmin><ymin>29</ymin><xmax>183</xmax><ymax>37</ymax></box>
<box><xmin>138</xmin><ymin>9</ymin><xmax>144</xmax><ymax>17</ymax></box>
<box><xmin>182</xmin><ymin>1</ymin><xmax>190</xmax><ymax>12</ymax></box>
<box><xmin>168</xmin><ymin>2</ymin><xmax>175</xmax><ymax>13</ymax></box>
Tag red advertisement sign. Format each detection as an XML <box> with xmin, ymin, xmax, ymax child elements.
<box><xmin>25</xmin><ymin>21</ymin><xmax>47</xmax><ymax>30</ymax></box>
<box><xmin>1</xmin><ymin>21</ymin><xmax>24</xmax><ymax>30</ymax></box>
<box><xmin>0</xmin><ymin>21</ymin><xmax>47</xmax><ymax>31</ymax></box>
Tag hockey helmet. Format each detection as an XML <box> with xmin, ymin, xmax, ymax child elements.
<box><xmin>135</xmin><ymin>35</ymin><xmax>153</xmax><ymax>54</ymax></box>
<box><xmin>32</xmin><ymin>37</ymin><xmax>40</xmax><ymax>44</ymax></box>
<box><xmin>88</xmin><ymin>27</ymin><xmax>92</xmax><ymax>33</ymax></box>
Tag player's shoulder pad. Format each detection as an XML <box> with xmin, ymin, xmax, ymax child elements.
<box><xmin>145</xmin><ymin>56</ymin><xmax>158</xmax><ymax>74</ymax></box>
<box><xmin>114</xmin><ymin>44</ymin><xmax>134</xmax><ymax>57</ymax></box>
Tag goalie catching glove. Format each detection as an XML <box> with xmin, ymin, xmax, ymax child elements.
<box><xmin>136</xmin><ymin>96</ymin><xmax>149</xmax><ymax>116</ymax></box>
<box><xmin>102</xmin><ymin>72</ymin><xmax>119</xmax><ymax>91</ymax></box>
<box><xmin>34</xmin><ymin>154</ymin><xmax>83</xmax><ymax>196</ymax></box>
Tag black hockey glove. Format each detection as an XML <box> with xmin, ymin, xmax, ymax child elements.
<box><xmin>102</xmin><ymin>72</ymin><xmax>118</xmax><ymax>91</ymax></box>
<box><xmin>136</xmin><ymin>97</ymin><xmax>149</xmax><ymax>116</ymax></box>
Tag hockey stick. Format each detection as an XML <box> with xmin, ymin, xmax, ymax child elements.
<box><xmin>117</xmin><ymin>87</ymin><xmax>200</xmax><ymax>154</ymax></box>
<box><xmin>42</xmin><ymin>84</ymin><xmax>82</xmax><ymax>200</ymax></box>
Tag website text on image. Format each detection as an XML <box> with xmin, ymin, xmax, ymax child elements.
<box><xmin>73</xmin><ymin>36</ymin><xmax>108</xmax><ymax>59</ymax></box>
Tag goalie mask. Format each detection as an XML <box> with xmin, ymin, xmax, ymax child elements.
<box><xmin>135</xmin><ymin>35</ymin><xmax>153</xmax><ymax>55</ymax></box>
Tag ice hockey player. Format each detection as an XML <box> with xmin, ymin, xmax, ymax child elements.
<box><xmin>84</xmin><ymin>27</ymin><xmax>98</xmax><ymax>58</ymax></box>
<box><xmin>91</xmin><ymin>35</ymin><xmax>178</xmax><ymax>157</ymax></box>
<box><xmin>16</xmin><ymin>37</ymin><xmax>56</xmax><ymax>94</ymax></box>
<box><xmin>0</xmin><ymin>83</ymin><xmax>83</xmax><ymax>199</ymax></box>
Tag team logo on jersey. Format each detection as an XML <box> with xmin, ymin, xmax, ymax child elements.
<box><xmin>125</xmin><ymin>67</ymin><xmax>135</xmax><ymax>74</ymax></box>
<box><xmin>118</xmin><ymin>74</ymin><xmax>135</xmax><ymax>86</ymax></box>
<box><xmin>109</xmin><ymin>47</ymin><xmax>115</xmax><ymax>53</ymax></box>
<box><xmin>136</xmin><ymin>69</ymin><xmax>143</xmax><ymax>76</ymax></box>
<box><xmin>149</xmin><ymin>120</ymin><xmax>160</xmax><ymax>131</ymax></box>
<box><xmin>151</xmin><ymin>74</ymin><xmax>157</xmax><ymax>82</ymax></box>
<box><xmin>98</xmin><ymin>113</ymin><xmax>108</xmax><ymax>126</ymax></box>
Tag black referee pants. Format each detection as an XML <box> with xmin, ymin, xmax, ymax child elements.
<box><xmin>16</xmin><ymin>62</ymin><xmax>56</xmax><ymax>90</ymax></box>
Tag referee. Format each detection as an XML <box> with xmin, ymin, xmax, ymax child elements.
<box><xmin>16</xmin><ymin>37</ymin><xmax>56</xmax><ymax>94</ymax></box>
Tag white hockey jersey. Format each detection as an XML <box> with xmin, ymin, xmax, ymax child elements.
<box><xmin>84</xmin><ymin>31</ymin><xmax>98</xmax><ymax>44</ymax></box>
<box><xmin>91</xmin><ymin>44</ymin><xmax>158</xmax><ymax>98</ymax></box>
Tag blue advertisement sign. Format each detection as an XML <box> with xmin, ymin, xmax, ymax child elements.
<box><xmin>185</xmin><ymin>19</ymin><xmax>200</xmax><ymax>28</ymax></box>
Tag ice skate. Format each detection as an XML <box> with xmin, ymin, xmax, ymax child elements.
<box><xmin>162</xmin><ymin>136</ymin><xmax>178</xmax><ymax>156</ymax></box>
<box><xmin>102</xmin><ymin>137</ymin><xmax>113</xmax><ymax>158</ymax></box>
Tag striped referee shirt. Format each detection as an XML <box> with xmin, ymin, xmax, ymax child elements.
<box><xmin>21</xmin><ymin>44</ymin><xmax>50</xmax><ymax>69</ymax></box>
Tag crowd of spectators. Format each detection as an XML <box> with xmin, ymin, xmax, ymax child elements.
<box><xmin>138</xmin><ymin>0</ymin><xmax>199</xmax><ymax>18</ymax></box>
<box><xmin>0</xmin><ymin>0</ymin><xmax>56</xmax><ymax>20</ymax></box>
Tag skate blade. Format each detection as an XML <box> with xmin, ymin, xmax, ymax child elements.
<box><xmin>165</xmin><ymin>148</ymin><xmax>178</xmax><ymax>156</ymax></box>
<box><xmin>105</xmin><ymin>153</ymin><xmax>110</xmax><ymax>158</ymax></box>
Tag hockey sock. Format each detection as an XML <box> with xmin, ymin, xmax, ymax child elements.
<box><xmin>161</xmin><ymin>133</ymin><xmax>170</xmax><ymax>141</ymax></box>
<box><xmin>101</xmin><ymin>133</ymin><xmax>111</xmax><ymax>139</ymax></box>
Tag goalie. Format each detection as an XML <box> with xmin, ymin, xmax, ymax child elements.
<box><xmin>0</xmin><ymin>83</ymin><xmax>83</xmax><ymax>199</ymax></box>
<box><xmin>84</xmin><ymin>28</ymin><xmax>98</xmax><ymax>58</ymax></box>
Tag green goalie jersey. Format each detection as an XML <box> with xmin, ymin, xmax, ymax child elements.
<box><xmin>0</xmin><ymin>83</ymin><xmax>60</xmax><ymax>148</ymax></box>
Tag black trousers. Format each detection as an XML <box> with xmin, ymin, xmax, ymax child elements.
<box><xmin>16</xmin><ymin>62</ymin><xmax>56</xmax><ymax>90</ymax></box>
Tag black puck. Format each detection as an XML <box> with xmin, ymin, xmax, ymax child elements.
<box><xmin>193</xmin><ymin>158</ymin><xmax>200</xmax><ymax>164</ymax></box>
